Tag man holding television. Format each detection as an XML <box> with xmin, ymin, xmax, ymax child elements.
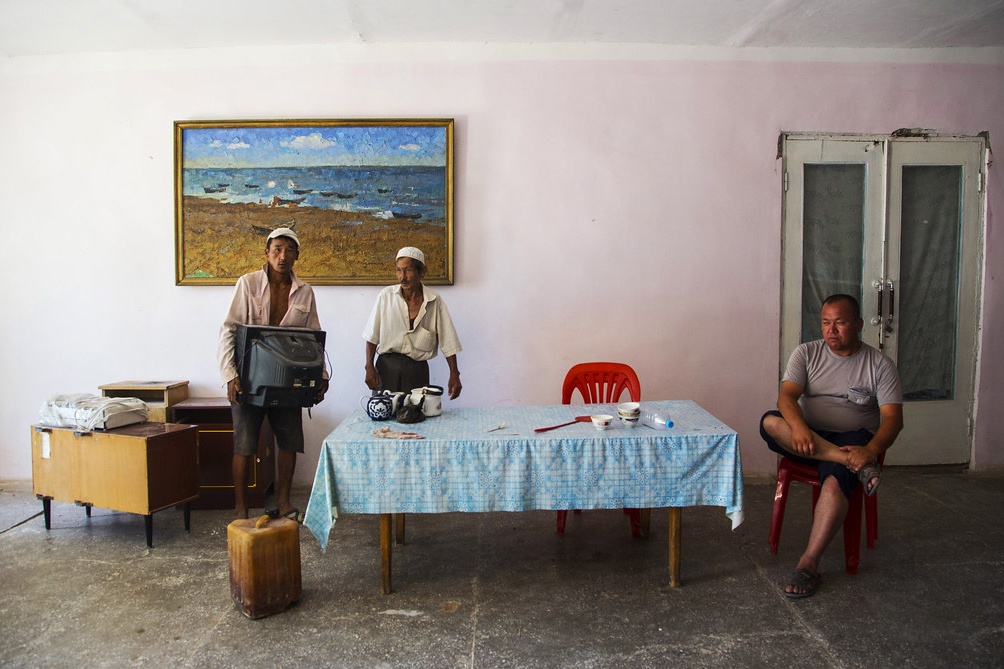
<box><xmin>218</xmin><ymin>227</ymin><xmax>328</xmax><ymax>520</ymax></box>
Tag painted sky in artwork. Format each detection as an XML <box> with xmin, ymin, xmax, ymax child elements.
<box><xmin>183</xmin><ymin>124</ymin><xmax>448</xmax><ymax>169</ymax></box>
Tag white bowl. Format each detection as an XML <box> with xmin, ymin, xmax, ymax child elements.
<box><xmin>591</xmin><ymin>414</ymin><xmax>613</xmax><ymax>430</ymax></box>
<box><xmin>620</xmin><ymin>415</ymin><xmax>640</xmax><ymax>428</ymax></box>
<box><xmin>617</xmin><ymin>402</ymin><xmax>641</xmax><ymax>415</ymax></box>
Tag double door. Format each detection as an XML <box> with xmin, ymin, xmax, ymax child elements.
<box><xmin>781</xmin><ymin>134</ymin><xmax>987</xmax><ymax>464</ymax></box>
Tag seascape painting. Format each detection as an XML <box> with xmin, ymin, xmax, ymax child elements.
<box><xmin>174</xmin><ymin>119</ymin><xmax>454</xmax><ymax>285</ymax></box>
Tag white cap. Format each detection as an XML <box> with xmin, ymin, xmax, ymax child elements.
<box><xmin>396</xmin><ymin>246</ymin><xmax>425</xmax><ymax>265</ymax></box>
<box><xmin>267</xmin><ymin>227</ymin><xmax>300</xmax><ymax>249</ymax></box>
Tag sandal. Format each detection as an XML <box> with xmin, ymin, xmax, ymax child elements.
<box><xmin>266</xmin><ymin>507</ymin><xmax>303</xmax><ymax>523</ymax></box>
<box><xmin>857</xmin><ymin>463</ymin><xmax>881</xmax><ymax>496</ymax></box>
<box><xmin>784</xmin><ymin>568</ymin><xmax>820</xmax><ymax>599</ymax></box>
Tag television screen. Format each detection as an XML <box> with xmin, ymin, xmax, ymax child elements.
<box><xmin>234</xmin><ymin>325</ymin><xmax>327</xmax><ymax>408</ymax></box>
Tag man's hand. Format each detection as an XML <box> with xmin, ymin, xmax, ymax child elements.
<box><xmin>789</xmin><ymin>422</ymin><xmax>816</xmax><ymax>457</ymax></box>
<box><xmin>315</xmin><ymin>378</ymin><xmax>329</xmax><ymax>404</ymax></box>
<box><xmin>839</xmin><ymin>445</ymin><xmax>876</xmax><ymax>473</ymax></box>
<box><xmin>448</xmin><ymin>372</ymin><xmax>462</xmax><ymax>400</ymax></box>
<box><xmin>364</xmin><ymin>366</ymin><xmax>381</xmax><ymax>392</ymax></box>
<box><xmin>227</xmin><ymin>377</ymin><xmax>241</xmax><ymax>404</ymax></box>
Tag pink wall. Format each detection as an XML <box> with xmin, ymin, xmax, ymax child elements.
<box><xmin>1</xmin><ymin>51</ymin><xmax>1001</xmax><ymax>481</ymax></box>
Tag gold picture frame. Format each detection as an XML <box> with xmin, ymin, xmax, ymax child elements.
<box><xmin>174</xmin><ymin>119</ymin><xmax>454</xmax><ymax>285</ymax></box>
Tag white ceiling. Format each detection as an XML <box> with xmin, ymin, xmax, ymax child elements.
<box><xmin>1</xmin><ymin>0</ymin><xmax>1003</xmax><ymax>58</ymax></box>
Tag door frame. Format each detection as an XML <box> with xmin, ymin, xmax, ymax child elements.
<box><xmin>778</xmin><ymin>132</ymin><xmax>988</xmax><ymax>465</ymax></box>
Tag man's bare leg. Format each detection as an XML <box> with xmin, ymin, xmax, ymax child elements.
<box><xmin>762</xmin><ymin>413</ymin><xmax>848</xmax><ymax>465</ymax></box>
<box><xmin>276</xmin><ymin>450</ymin><xmax>296</xmax><ymax>517</ymax></box>
<box><xmin>232</xmin><ymin>453</ymin><xmax>250</xmax><ymax>519</ymax></box>
<box><xmin>763</xmin><ymin>413</ymin><xmax>879</xmax><ymax>489</ymax></box>
<box><xmin>786</xmin><ymin>476</ymin><xmax>848</xmax><ymax>595</ymax></box>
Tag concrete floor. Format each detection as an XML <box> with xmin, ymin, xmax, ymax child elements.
<box><xmin>1</xmin><ymin>467</ymin><xmax>1002</xmax><ymax>669</ymax></box>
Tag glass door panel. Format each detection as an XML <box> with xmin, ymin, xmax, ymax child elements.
<box><xmin>898</xmin><ymin>165</ymin><xmax>962</xmax><ymax>401</ymax></box>
<box><xmin>884</xmin><ymin>139</ymin><xmax>983</xmax><ymax>464</ymax></box>
<box><xmin>800</xmin><ymin>164</ymin><xmax>866</xmax><ymax>343</ymax></box>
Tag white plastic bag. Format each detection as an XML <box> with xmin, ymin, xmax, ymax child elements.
<box><xmin>39</xmin><ymin>393</ymin><xmax>148</xmax><ymax>431</ymax></box>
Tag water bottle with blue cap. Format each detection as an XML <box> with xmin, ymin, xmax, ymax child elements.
<box><xmin>642</xmin><ymin>411</ymin><xmax>674</xmax><ymax>429</ymax></box>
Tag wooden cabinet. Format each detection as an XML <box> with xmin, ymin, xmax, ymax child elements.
<box><xmin>31</xmin><ymin>422</ymin><xmax>199</xmax><ymax>546</ymax></box>
<box><xmin>167</xmin><ymin>398</ymin><xmax>275</xmax><ymax>510</ymax></box>
<box><xmin>99</xmin><ymin>380</ymin><xmax>189</xmax><ymax>422</ymax></box>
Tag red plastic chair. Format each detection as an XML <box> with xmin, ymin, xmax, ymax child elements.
<box><xmin>768</xmin><ymin>454</ymin><xmax>883</xmax><ymax>574</ymax></box>
<box><xmin>556</xmin><ymin>362</ymin><xmax>645</xmax><ymax>537</ymax></box>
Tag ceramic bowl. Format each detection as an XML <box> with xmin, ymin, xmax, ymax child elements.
<box><xmin>617</xmin><ymin>402</ymin><xmax>641</xmax><ymax>416</ymax></box>
<box><xmin>619</xmin><ymin>415</ymin><xmax>640</xmax><ymax>428</ymax></box>
<box><xmin>590</xmin><ymin>414</ymin><xmax>613</xmax><ymax>430</ymax></box>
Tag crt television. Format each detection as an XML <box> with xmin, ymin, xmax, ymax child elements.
<box><xmin>234</xmin><ymin>324</ymin><xmax>326</xmax><ymax>408</ymax></box>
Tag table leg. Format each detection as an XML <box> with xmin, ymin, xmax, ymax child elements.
<box><xmin>380</xmin><ymin>513</ymin><xmax>393</xmax><ymax>595</ymax></box>
<box><xmin>395</xmin><ymin>513</ymin><xmax>406</xmax><ymax>545</ymax></box>
<box><xmin>668</xmin><ymin>507</ymin><xmax>682</xmax><ymax>587</ymax></box>
<box><xmin>145</xmin><ymin>514</ymin><xmax>153</xmax><ymax>548</ymax></box>
<box><xmin>183</xmin><ymin>502</ymin><xmax>192</xmax><ymax>532</ymax></box>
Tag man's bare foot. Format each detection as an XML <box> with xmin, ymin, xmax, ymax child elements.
<box><xmin>784</xmin><ymin>568</ymin><xmax>820</xmax><ymax>598</ymax></box>
<box><xmin>857</xmin><ymin>463</ymin><xmax>881</xmax><ymax>496</ymax></box>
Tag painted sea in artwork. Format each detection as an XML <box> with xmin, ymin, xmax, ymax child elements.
<box><xmin>183</xmin><ymin>165</ymin><xmax>447</xmax><ymax>223</ymax></box>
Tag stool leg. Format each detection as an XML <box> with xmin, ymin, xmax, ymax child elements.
<box><xmin>865</xmin><ymin>494</ymin><xmax>878</xmax><ymax>549</ymax></box>
<box><xmin>768</xmin><ymin>467</ymin><xmax>792</xmax><ymax>554</ymax></box>
<box><xmin>145</xmin><ymin>514</ymin><xmax>154</xmax><ymax>548</ymax></box>
<box><xmin>627</xmin><ymin>508</ymin><xmax>643</xmax><ymax>538</ymax></box>
<box><xmin>843</xmin><ymin>489</ymin><xmax>863</xmax><ymax>574</ymax></box>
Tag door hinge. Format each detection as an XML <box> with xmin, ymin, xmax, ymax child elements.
<box><xmin>783</xmin><ymin>171</ymin><xmax>789</xmax><ymax>192</ymax></box>
<box><xmin>978</xmin><ymin>170</ymin><xmax>984</xmax><ymax>193</ymax></box>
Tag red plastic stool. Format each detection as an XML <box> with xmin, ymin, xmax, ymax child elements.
<box><xmin>768</xmin><ymin>455</ymin><xmax>882</xmax><ymax>574</ymax></box>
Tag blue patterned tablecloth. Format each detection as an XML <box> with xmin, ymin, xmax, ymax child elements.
<box><xmin>304</xmin><ymin>400</ymin><xmax>743</xmax><ymax>550</ymax></box>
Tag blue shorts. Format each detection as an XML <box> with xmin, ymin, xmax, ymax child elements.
<box><xmin>760</xmin><ymin>410</ymin><xmax>872</xmax><ymax>499</ymax></box>
<box><xmin>231</xmin><ymin>403</ymin><xmax>304</xmax><ymax>457</ymax></box>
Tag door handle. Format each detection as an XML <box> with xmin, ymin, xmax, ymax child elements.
<box><xmin>871</xmin><ymin>279</ymin><xmax>884</xmax><ymax>326</ymax></box>
<box><xmin>885</xmin><ymin>280</ymin><xmax>895</xmax><ymax>334</ymax></box>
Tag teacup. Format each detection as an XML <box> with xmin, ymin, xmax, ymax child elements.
<box><xmin>591</xmin><ymin>414</ymin><xmax>613</xmax><ymax>430</ymax></box>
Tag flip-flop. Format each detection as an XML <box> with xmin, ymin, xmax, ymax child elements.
<box><xmin>857</xmin><ymin>463</ymin><xmax>881</xmax><ymax>496</ymax></box>
<box><xmin>266</xmin><ymin>507</ymin><xmax>303</xmax><ymax>523</ymax></box>
<box><xmin>784</xmin><ymin>568</ymin><xmax>820</xmax><ymax>599</ymax></box>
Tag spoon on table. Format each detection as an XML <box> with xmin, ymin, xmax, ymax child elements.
<box><xmin>487</xmin><ymin>422</ymin><xmax>507</xmax><ymax>432</ymax></box>
<box><xmin>534</xmin><ymin>416</ymin><xmax>591</xmax><ymax>433</ymax></box>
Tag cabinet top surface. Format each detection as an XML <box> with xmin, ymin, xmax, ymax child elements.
<box><xmin>98</xmin><ymin>380</ymin><xmax>189</xmax><ymax>390</ymax></box>
<box><xmin>34</xmin><ymin>422</ymin><xmax>197</xmax><ymax>437</ymax></box>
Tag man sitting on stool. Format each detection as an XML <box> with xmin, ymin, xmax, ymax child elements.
<box><xmin>760</xmin><ymin>294</ymin><xmax>902</xmax><ymax>598</ymax></box>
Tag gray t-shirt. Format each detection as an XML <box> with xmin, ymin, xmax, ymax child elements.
<box><xmin>783</xmin><ymin>339</ymin><xmax>902</xmax><ymax>433</ymax></box>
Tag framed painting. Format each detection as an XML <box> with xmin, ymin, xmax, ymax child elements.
<box><xmin>174</xmin><ymin>119</ymin><xmax>454</xmax><ymax>285</ymax></box>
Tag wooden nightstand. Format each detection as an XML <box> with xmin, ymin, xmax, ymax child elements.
<box><xmin>167</xmin><ymin>398</ymin><xmax>276</xmax><ymax>510</ymax></box>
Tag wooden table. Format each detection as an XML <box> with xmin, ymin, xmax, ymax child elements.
<box><xmin>304</xmin><ymin>400</ymin><xmax>743</xmax><ymax>594</ymax></box>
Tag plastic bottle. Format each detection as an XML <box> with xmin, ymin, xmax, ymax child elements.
<box><xmin>642</xmin><ymin>411</ymin><xmax>674</xmax><ymax>429</ymax></box>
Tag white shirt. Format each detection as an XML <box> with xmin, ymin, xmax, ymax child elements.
<box><xmin>217</xmin><ymin>265</ymin><xmax>323</xmax><ymax>385</ymax></box>
<box><xmin>362</xmin><ymin>284</ymin><xmax>462</xmax><ymax>361</ymax></box>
